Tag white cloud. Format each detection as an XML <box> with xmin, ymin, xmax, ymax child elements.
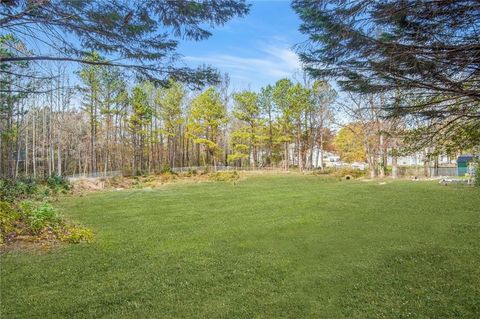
<box><xmin>184</xmin><ymin>42</ymin><xmax>301</xmax><ymax>89</ymax></box>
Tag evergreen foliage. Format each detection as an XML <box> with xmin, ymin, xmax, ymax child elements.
<box><xmin>0</xmin><ymin>0</ymin><xmax>250</xmax><ymax>87</ymax></box>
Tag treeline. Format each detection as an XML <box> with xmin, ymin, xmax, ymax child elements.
<box><xmin>1</xmin><ymin>56</ymin><xmax>337</xmax><ymax>179</ymax></box>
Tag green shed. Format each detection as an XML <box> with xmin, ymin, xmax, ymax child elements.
<box><xmin>457</xmin><ymin>155</ymin><xmax>478</xmax><ymax>176</ymax></box>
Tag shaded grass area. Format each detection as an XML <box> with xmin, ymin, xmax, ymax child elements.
<box><xmin>1</xmin><ymin>175</ymin><xmax>479</xmax><ymax>318</ymax></box>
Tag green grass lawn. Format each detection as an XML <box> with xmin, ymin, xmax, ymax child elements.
<box><xmin>2</xmin><ymin>174</ymin><xmax>480</xmax><ymax>318</ymax></box>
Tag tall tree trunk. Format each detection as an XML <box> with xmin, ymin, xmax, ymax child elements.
<box><xmin>392</xmin><ymin>155</ymin><xmax>398</xmax><ymax>179</ymax></box>
<box><xmin>369</xmin><ymin>156</ymin><xmax>377</xmax><ymax>179</ymax></box>
<box><xmin>57</xmin><ymin>113</ymin><xmax>62</xmax><ymax>176</ymax></box>
<box><xmin>32</xmin><ymin>110</ymin><xmax>36</xmax><ymax>179</ymax></box>
<box><xmin>423</xmin><ymin>148</ymin><xmax>430</xmax><ymax>177</ymax></box>
<box><xmin>25</xmin><ymin>114</ymin><xmax>28</xmax><ymax>175</ymax></box>
<box><xmin>297</xmin><ymin>125</ymin><xmax>303</xmax><ymax>171</ymax></box>
<box><xmin>42</xmin><ymin>106</ymin><xmax>47</xmax><ymax>177</ymax></box>
<box><xmin>49</xmin><ymin>86</ymin><xmax>55</xmax><ymax>176</ymax></box>
<box><xmin>251</xmin><ymin>124</ymin><xmax>256</xmax><ymax>169</ymax></box>
<box><xmin>90</xmin><ymin>92</ymin><xmax>96</xmax><ymax>174</ymax></box>
<box><xmin>379</xmin><ymin>132</ymin><xmax>385</xmax><ymax>178</ymax></box>
<box><xmin>319</xmin><ymin>129</ymin><xmax>324</xmax><ymax>171</ymax></box>
<box><xmin>268</xmin><ymin>110</ymin><xmax>273</xmax><ymax>166</ymax></box>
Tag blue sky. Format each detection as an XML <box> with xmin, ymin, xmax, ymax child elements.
<box><xmin>19</xmin><ymin>1</ymin><xmax>305</xmax><ymax>95</ymax></box>
<box><xmin>178</xmin><ymin>0</ymin><xmax>306</xmax><ymax>91</ymax></box>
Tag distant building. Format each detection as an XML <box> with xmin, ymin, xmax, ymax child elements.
<box><xmin>387</xmin><ymin>152</ymin><xmax>455</xmax><ymax>167</ymax></box>
<box><xmin>306</xmin><ymin>146</ymin><xmax>340</xmax><ymax>168</ymax></box>
<box><xmin>284</xmin><ymin>144</ymin><xmax>340</xmax><ymax>168</ymax></box>
<box><xmin>457</xmin><ymin>155</ymin><xmax>479</xmax><ymax>176</ymax></box>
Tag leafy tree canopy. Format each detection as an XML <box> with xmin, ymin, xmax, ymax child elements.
<box><xmin>292</xmin><ymin>0</ymin><xmax>480</xmax><ymax>125</ymax></box>
<box><xmin>334</xmin><ymin>123</ymin><xmax>366</xmax><ymax>163</ymax></box>
<box><xmin>0</xmin><ymin>0</ymin><xmax>250</xmax><ymax>87</ymax></box>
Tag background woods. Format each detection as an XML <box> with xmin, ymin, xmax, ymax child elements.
<box><xmin>1</xmin><ymin>0</ymin><xmax>478</xmax><ymax>180</ymax></box>
<box><xmin>1</xmin><ymin>57</ymin><xmax>339</xmax><ymax>178</ymax></box>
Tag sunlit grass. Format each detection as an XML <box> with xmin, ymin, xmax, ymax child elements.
<box><xmin>2</xmin><ymin>174</ymin><xmax>479</xmax><ymax>318</ymax></box>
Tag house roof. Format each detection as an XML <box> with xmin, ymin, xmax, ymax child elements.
<box><xmin>457</xmin><ymin>155</ymin><xmax>479</xmax><ymax>163</ymax></box>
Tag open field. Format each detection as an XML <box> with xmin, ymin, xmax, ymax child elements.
<box><xmin>1</xmin><ymin>174</ymin><xmax>480</xmax><ymax>318</ymax></box>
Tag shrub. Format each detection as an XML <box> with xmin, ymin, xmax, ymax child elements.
<box><xmin>0</xmin><ymin>175</ymin><xmax>93</xmax><ymax>247</ymax></box>
<box><xmin>17</xmin><ymin>176</ymin><xmax>39</xmax><ymax>196</ymax></box>
<box><xmin>331</xmin><ymin>168</ymin><xmax>365</xmax><ymax>179</ymax></box>
<box><xmin>59</xmin><ymin>225</ymin><xmax>94</xmax><ymax>244</ymax></box>
<box><xmin>212</xmin><ymin>171</ymin><xmax>240</xmax><ymax>182</ymax></box>
<box><xmin>0</xmin><ymin>179</ymin><xmax>16</xmax><ymax>202</ymax></box>
<box><xmin>1</xmin><ymin>200</ymin><xmax>93</xmax><ymax>245</ymax></box>
<box><xmin>46</xmin><ymin>174</ymin><xmax>70</xmax><ymax>194</ymax></box>
<box><xmin>20</xmin><ymin>201</ymin><xmax>61</xmax><ymax>234</ymax></box>
<box><xmin>0</xmin><ymin>201</ymin><xmax>20</xmax><ymax>244</ymax></box>
<box><xmin>161</xmin><ymin>171</ymin><xmax>177</xmax><ymax>181</ymax></box>
<box><xmin>0</xmin><ymin>175</ymin><xmax>72</xmax><ymax>203</ymax></box>
<box><xmin>160</xmin><ymin>165</ymin><xmax>173</xmax><ymax>174</ymax></box>
<box><xmin>0</xmin><ymin>178</ymin><xmax>38</xmax><ymax>202</ymax></box>
<box><xmin>144</xmin><ymin>175</ymin><xmax>156</xmax><ymax>183</ymax></box>
<box><xmin>132</xmin><ymin>177</ymin><xmax>143</xmax><ymax>188</ymax></box>
<box><xmin>186</xmin><ymin>168</ymin><xmax>198</xmax><ymax>177</ymax></box>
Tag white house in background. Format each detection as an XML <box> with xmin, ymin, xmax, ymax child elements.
<box><xmin>351</xmin><ymin>162</ymin><xmax>367</xmax><ymax>170</ymax></box>
<box><xmin>305</xmin><ymin>146</ymin><xmax>340</xmax><ymax>168</ymax></box>
<box><xmin>249</xmin><ymin>146</ymin><xmax>454</xmax><ymax>169</ymax></box>
<box><xmin>387</xmin><ymin>152</ymin><xmax>423</xmax><ymax>166</ymax></box>
<box><xmin>386</xmin><ymin>152</ymin><xmax>456</xmax><ymax>167</ymax></box>
<box><xmin>284</xmin><ymin>144</ymin><xmax>340</xmax><ymax>168</ymax></box>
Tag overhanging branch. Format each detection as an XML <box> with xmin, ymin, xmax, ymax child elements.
<box><xmin>0</xmin><ymin>56</ymin><xmax>164</xmax><ymax>73</ymax></box>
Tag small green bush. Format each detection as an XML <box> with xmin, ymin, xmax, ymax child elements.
<box><xmin>0</xmin><ymin>201</ymin><xmax>20</xmax><ymax>244</ymax></box>
<box><xmin>131</xmin><ymin>176</ymin><xmax>143</xmax><ymax>188</ymax></box>
<box><xmin>1</xmin><ymin>200</ymin><xmax>93</xmax><ymax>245</ymax></box>
<box><xmin>0</xmin><ymin>175</ymin><xmax>93</xmax><ymax>247</ymax></box>
<box><xmin>18</xmin><ymin>176</ymin><xmax>39</xmax><ymax>196</ymax></box>
<box><xmin>160</xmin><ymin>165</ymin><xmax>173</xmax><ymax>174</ymax></box>
<box><xmin>20</xmin><ymin>201</ymin><xmax>61</xmax><ymax>234</ymax></box>
<box><xmin>59</xmin><ymin>225</ymin><xmax>94</xmax><ymax>243</ymax></box>
<box><xmin>0</xmin><ymin>175</ymin><xmax>71</xmax><ymax>203</ymax></box>
<box><xmin>46</xmin><ymin>174</ymin><xmax>70</xmax><ymax>194</ymax></box>
<box><xmin>212</xmin><ymin>171</ymin><xmax>240</xmax><ymax>182</ymax></box>
<box><xmin>0</xmin><ymin>178</ymin><xmax>38</xmax><ymax>202</ymax></box>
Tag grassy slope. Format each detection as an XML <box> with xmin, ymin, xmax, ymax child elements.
<box><xmin>1</xmin><ymin>174</ymin><xmax>479</xmax><ymax>318</ymax></box>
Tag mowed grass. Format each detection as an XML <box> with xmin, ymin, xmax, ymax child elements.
<box><xmin>1</xmin><ymin>174</ymin><xmax>480</xmax><ymax>318</ymax></box>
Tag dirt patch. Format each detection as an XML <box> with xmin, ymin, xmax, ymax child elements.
<box><xmin>1</xmin><ymin>230</ymin><xmax>63</xmax><ymax>254</ymax></box>
<box><xmin>70</xmin><ymin>171</ymin><xmax>244</xmax><ymax>194</ymax></box>
<box><xmin>71</xmin><ymin>178</ymin><xmax>106</xmax><ymax>193</ymax></box>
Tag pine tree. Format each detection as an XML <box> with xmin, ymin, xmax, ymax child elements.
<box><xmin>157</xmin><ymin>80</ymin><xmax>186</xmax><ymax>169</ymax></box>
<box><xmin>1</xmin><ymin>0</ymin><xmax>250</xmax><ymax>88</ymax></box>
<box><xmin>130</xmin><ymin>85</ymin><xmax>153</xmax><ymax>174</ymax></box>
<box><xmin>293</xmin><ymin>0</ymin><xmax>479</xmax><ymax>145</ymax></box>
<box><xmin>273</xmin><ymin>79</ymin><xmax>294</xmax><ymax>170</ymax></box>
<box><xmin>232</xmin><ymin>91</ymin><xmax>263</xmax><ymax>168</ymax></box>
<box><xmin>188</xmin><ymin>88</ymin><xmax>227</xmax><ymax>169</ymax></box>
<box><xmin>78</xmin><ymin>52</ymin><xmax>103</xmax><ymax>174</ymax></box>
<box><xmin>258</xmin><ymin>85</ymin><xmax>276</xmax><ymax>165</ymax></box>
